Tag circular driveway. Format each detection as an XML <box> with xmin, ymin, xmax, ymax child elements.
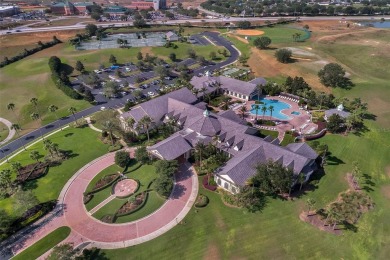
<box><xmin>61</xmin><ymin>152</ymin><xmax>198</xmax><ymax>248</ymax></box>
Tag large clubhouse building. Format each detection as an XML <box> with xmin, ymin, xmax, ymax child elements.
<box><xmin>121</xmin><ymin>87</ymin><xmax>317</xmax><ymax>194</ymax></box>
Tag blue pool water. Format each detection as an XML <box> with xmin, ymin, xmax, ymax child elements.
<box><xmin>250</xmin><ymin>98</ymin><xmax>291</xmax><ymax>120</ymax></box>
<box><xmin>291</xmin><ymin>111</ymin><xmax>300</xmax><ymax>115</ymax></box>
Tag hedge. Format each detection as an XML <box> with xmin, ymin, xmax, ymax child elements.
<box><xmin>51</xmin><ymin>73</ymin><xmax>82</xmax><ymax>100</ymax></box>
<box><xmin>115</xmin><ymin>192</ymin><xmax>149</xmax><ymax>217</ymax></box>
<box><xmin>108</xmin><ymin>144</ymin><xmax>123</xmax><ymax>152</ymax></box>
<box><xmin>0</xmin><ymin>38</ymin><xmax>61</xmax><ymax>68</ymax></box>
<box><xmin>127</xmin><ymin>161</ymin><xmax>142</xmax><ymax>172</ymax></box>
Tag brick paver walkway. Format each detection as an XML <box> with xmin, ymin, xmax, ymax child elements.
<box><xmin>6</xmin><ymin>151</ymin><xmax>198</xmax><ymax>258</ymax></box>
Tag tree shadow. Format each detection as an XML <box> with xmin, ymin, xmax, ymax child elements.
<box><xmin>171</xmin><ymin>183</ymin><xmax>186</xmax><ymax>199</ymax></box>
<box><xmin>62</xmin><ymin>150</ymin><xmax>79</xmax><ymax>159</ymax></box>
<box><xmin>22</xmin><ymin>179</ymin><xmax>38</xmax><ymax>191</ymax></box>
<box><xmin>343</xmin><ymin>222</ymin><xmax>358</xmax><ymax>233</ymax></box>
<box><xmin>61</xmin><ymin>63</ymin><xmax>74</xmax><ymax>75</ymax></box>
<box><xmin>362</xmin><ymin>173</ymin><xmax>376</xmax><ymax>193</ymax></box>
<box><xmin>64</xmin><ymin>133</ymin><xmax>74</xmax><ymax>137</ymax></box>
<box><xmin>362</xmin><ymin>112</ymin><xmax>377</xmax><ymax>121</ymax></box>
<box><xmin>326</xmin><ymin>152</ymin><xmax>345</xmax><ymax>165</ymax></box>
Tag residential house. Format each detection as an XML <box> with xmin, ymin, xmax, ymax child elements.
<box><xmin>166</xmin><ymin>31</ymin><xmax>179</xmax><ymax>41</ymax></box>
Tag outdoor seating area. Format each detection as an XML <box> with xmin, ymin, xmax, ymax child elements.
<box><xmin>278</xmin><ymin>94</ymin><xmax>300</xmax><ymax>103</ymax></box>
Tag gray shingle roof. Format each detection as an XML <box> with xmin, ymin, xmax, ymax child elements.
<box><xmin>148</xmin><ymin>134</ymin><xmax>192</xmax><ymax>160</ymax></box>
<box><xmin>249</xmin><ymin>77</ymin><xmax>267</xmax><ymax>86</ymax></box>
<box><xmin>285</xmin><ymin>143</ymin><xmax>318</xmax><ymax>160</ymax></box>
<box><xmin>325</xmin><ymin>109</ymin><xmax>350</xmax><ymax>119</ymax></box>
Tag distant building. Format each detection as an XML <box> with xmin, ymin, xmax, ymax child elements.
<box><xmin>0</xmin><ymin>5</ymin><xmax>20</xmax><ymax>17</ymax></box>
<box><xmin>103</xmin><ymin>5</ymin><xmax>128</xmax><ymax>16</ymax></box>
<box><xmin>165</xmin><ymin>31</ymin><xmax>179</xmax><ymax>41</ymax></box>
<box><xmin>50</xmin><ymin>2</ymin><xmax>93</xmax><ymax>16</ymax></box>
<box><xmin>125</xmin><ymin>0</ymin><xmax>166</xmax><ymax>10</ymax></box>
<box><xmin>324</xmin><ymin>104</ymin><xmax>350</xmax><ymax>121</ymax></box>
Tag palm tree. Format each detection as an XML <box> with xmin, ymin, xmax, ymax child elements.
<box><xmin>253</xmin><ymin>104</ymin><xmax>260</xmax><ymax>121</ymax></box>
<box><xmin>261</xmin><ymin>106</ymin><xmax>267</xmax><ymax>120</ymax></box>
<box><xmin>255</xmin><ymin>84</ymin><xmax>262</xmax><ymax>101</ymax></box>
<box><xmin>68</xmin><ymin>107</ymin><xmax>77</xmax><ymax>125</ymax></box>
<box><xmin>30</xmin><ymin>98</ymin><xmax>38</xmax><ymax>112</ymax></box>
<box><xmin>11</xmin><ymin>161</ymin><xmax>22</xmax><ymax>174</ymax></box>
<box><xmin>48</xmin><ymin>105</ymin><xmax>62</xmax><ymax>131</ymax></box>
<box><xmin>43</xmin><ymin>139</ymin><xmax>54</xmax><ymax>157</ymax></box>
<box><xmin>7</xmin><ymin>103</ymin><xmax>18</xmax><ymax>122</ymax></box>
<box><xmin>11</xmin><ymin>124</ymin><xmax>26</xmax><ymax>150</ymax></box>
<box><xmin>138</xmin><ymin>116</ymin><xmax>153</xmax><ymax>143</ymax></box>
<box><xmin>0</xmin><ymin>169</ymin><xmax>12</xmax><ymax>190</ymax></box>
<box><xmin>29</xmin><ymin>151</ymin><xmax>41</xmax><ymax>163</ymax></box>
<box><xmin>239</xmin><ymin>105</ymin><xmax>247</xmax><ymax>119</ymax></box>
<box><xmin>222</xmin><ymin>95</ymin><xmax>230</xmax><ymax>110</ymax></box>
<box><xmin>195</xmin><ymin>142</ymin><xmax>206</xmax><ymax>170</ymax></box>
<box><xmin>30</xmin><ymin>113</ymin><xmax>45</xmax><ymax>140</ymax></box>
<box><xmin>305</xmin><ymin>198</ymin><xmax>316</xmax><ymax>216</ymax></box>
<box><xmin>200</xmin><ymin>86</ymin><xmax>207</xmax><ymax>99</ymax></box>
<box><xmin>102</xmin><ymin>120</ymin><xmax>117</xmax><ymax>146</ymax></box>
<box><xmin>193</xmin><ymin>89</ymin><xmax>199</xmax><ymax>98</ymax></box>
<box><xmin>268</xmin><ymin>105</ymin><xmax>274</xmax><ymax>120</ymax></box>
<box><xmin>298</xmin><ymin>173</ymin><xmax>306</xmax><ymax>191</ymax></box>
<box><xmin>126</xmin><ymin>117</ymin><xmax>135</xmax><ymax>132</ymax></box>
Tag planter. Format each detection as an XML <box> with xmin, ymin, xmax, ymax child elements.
<box><xmin>90</xmin><ymin>173</ymin><xmax>120</xmax><ymax>194</ymax></box>
<box><xmin>194</xmin><ymin>194</ymin><xmax>209</xmax><ymax>208</ymax></box>
<box><xmin>116</xmin><ymin>192</ymin><xmax>148</xmax><ymax>217</ymax></box>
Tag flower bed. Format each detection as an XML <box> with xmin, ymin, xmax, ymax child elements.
<box><xmin>194</xmin><ymin>194</ymin><xmax>209</xmax><ymax>208</ymax></box>
<box><xmin>91</xmin><ymin>173</ymin><xmax>120</xmax><ymax>192</ymax></box>
<box><xmin>116</xmin><ymin>192</ymin><xmax>148</xmax><ymax>217</ymax></box>
<box><xmin>203</xmin><ymin>175</ymin><xmax>217</xmax><ymax>191</ymax></box>
<box><xmin>101</xmin><ymin>214</ymin><xmax>116</xmax><ymax>223</ymax></box>
<box><xmin>83</xmin><ymin>193</ymin><xmax>94</xmax><ymax>204</ymax></box>
<box><xmin>16</xmin><ymin>162</ymin><xmax>49</xmax><ymax>183</ymax></box>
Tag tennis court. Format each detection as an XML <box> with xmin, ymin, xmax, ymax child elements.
<box><xmin>76</xmin><ymin>32</ymin><xmax>167</xmax><ymax>50</ymax></box>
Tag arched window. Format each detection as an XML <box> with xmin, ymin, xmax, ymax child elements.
<box><xmin>224</xmin><ymin>182</ymin><xmax>229</xmax><ymax>189</ymax></box>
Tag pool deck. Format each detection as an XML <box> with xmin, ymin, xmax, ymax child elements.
<box><xmin>238</xmin><ymin>96</ymin><xmax>318</xmax><ymax>140</ymax></box>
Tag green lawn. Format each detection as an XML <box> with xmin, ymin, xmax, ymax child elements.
<box><xmin>92</xmin><ymin>164</ymin><xmax>162</xmax><ymax>221</ymax></box>
<box><xmin>85</xmin><ymin>164</ymin><xmax>123</xmax><ymax>211</ymax></box>
<box><xmin>258</xmin><ymin>129</ymin><xmax>278</xmax><ymax>139</ymax></box>
<box><xmin>151</xmin><ymin>42</ymin><xmax>226</xmax><ymax>62</ymax></box>
<box><xmin>0</xmin><ymin>127</ymin><xmax>109</xmax><ymax>217</ymax></box>
<box><xmin>13</xmin><ymin>226</ymin><xmax>71</xmax><ymax>260</ymax></box>
<box><xmin>0</xmin><ymin>121</ymin><xmax>9</xmax><ymax>143</ymax></box>
<box><xmin>103</xmin><ymin>126</ymin><xmax>390</xmax><ymax>258</ymax></box>
<box><xmin>259</xmin><ymin>26</ymin><xmax>311</xmax><ymax>45</ymax></box>
<box><xmin>280</xmin><ymin>133</ymin><xmax>295</xmax><ymax>146</ymax></box>
<box><xmin>0</xmin><ymin>46</ymin><xmax>90</xmax><ymax>136</ymax></box>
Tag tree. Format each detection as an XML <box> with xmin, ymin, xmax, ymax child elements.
<box><xmin>102</xmin><ymin>120</ymin><xmax>118</xmax><ymax>146</ymax></box>
<box><xmin>239</xmin><ymin>105</ymin><xmax>247</xmax><ymax>119</ymax></box>
<box><xmin>237</xmin><ymin>20</ymin><xmax>251</xmax><ymax>29</ymax></box>
<box><xmin>84</xmin><ymin>90</ymin><xmax>94</xmax><ymax>103</ymax></box>
<box><xmin>238</xmin><ymin>54</ymin><xmax>249</xmax><ymax>66</ymax></box>
<box><xmin>11</xmin><ymin>161</ymin><xmax>22</xmax><ymax>173</ymax></box>
<box><xmin>85</xmin><ymin>24</ymin><xmax>98</xmax><ymax>36</ymax></box>
<box><xmin>253</xmin><ymin>104</ymin><xmax>260</xmax><ymax>121</ymax></box>
<box><xmin>209</xmin><ymin>51</ymin><xmax>217</xmax><ymax>60</ymax></box>
<box><xmin>137</xmin><ymin>51</ymin><xmax>143</xmax><ymax>61</ymax></box>
<box><xmin>196</xmin><ymin>55</ymin><xmax>208</xmax><ymax>66</ymax></box>
<box><xmin>48</xmin><ymin>243</ymin><xmax>79</xmax><ymax>260</ymax></box>
<box><xmin>13</xmin><ymin>190</ymin><xmax>39</xmax><ymax>215</ymax></box>
<box><xmin>7</xmin><ymin>103</ymin><xmax>18</xmax><ymax>123</ymax></box>
<box><xmin>29</xmin><ymin>150</ymin><xmax>41</xmax><ymax>162</ymax></box>
<box><xmin>154</xmin><ymin>175</ymin><xmax>174</xmax><ymax>198</ymax></box>
<box><xmin>222</xmin><ymin>95</ymin><xmax>230</xmax><ymax>110</ymax></box>
<box><xmin>305</xmin><ymin>198</ymin><xmax>316</xmax><ymax>216</ymax></box>
<box><xmin>0</xmin><ymin>169</ymin><xmax>12</xmax><ymax>192</ymax></box>
<box><xmin>253</xmin><ymin>160</ymin><xmax>294</xmax><ymax>195</ymax></box>
<box><xmin>194</xmin><ymin>142</ymin><xmax>206</xmax><ymax>170</ymax></box>
<box><xmin>154</xmin><ymin>160</ymin><xmax>179</xmax><ymax>177</ymax></box>
<box><xmin>0</xmin><ymin>208</ymin><xmax>13</xmax><ymax>235</ymax></box>
<box><xmin>236</xmin><ymin>186</ymin><xmax>266</xmax><ymax>212</ymax></box>
<box><xmin>30</xmin><ymin>112</ymin><xmax>45</xmax><ymax>140</ymax></box>
<box><xmin>135</xmin><ymin>146</ymin><xmax>149</xmax><ymax>164</ymax></box>
<box><xmin>133</xmin><ymin>18</ymin><xmax>147</xmax><ymax>28</ymax></box>
<box><xmin>318</xmin><ymin>63</ymin><xmax>351</xmax><ymax>88</ymax></box>
<box><xmin>91</xmin><ymin>12</ymin><xmax>101</xmax><ymax>21</ymax></box>
<box><xmin>154</xmin><ymin>65</ymin><xmax>169</xmax><ymax>80</ymax></box>
<box><xmin>103</xmin><ymin>81</ymin><xmax>119</xmax><ymax>98</ymax></box>
<box><xmin>11</xmin><ymin>124</ymin><xmax>26</xmax><ymax>150</ymax></box>
<box><xmin>253</xmin><ymin>36</ymin><xmax>272</xmax><ymax>49</ymax></box>
<box><xmin>187</xmin><ymin>48</ymin><xmax>196</xmax><ymax>59</ymax></box>
<box><xmin>169</xmin><ymin>52</ymin><xmax>176</xmax><ymax>62</ymax></box>
<box><xmin>75</xmin><ymin>60</ymin><xmax>85</xmax><ymax>73</ymax></box>
<box><xmin>261</xmin><ymin>106</ymin><xmax>267</xmax><ymax>120</ymax></box>
<box><xmin>68</xmin><ymin>107</ymin><xmax>78</xmax><ymax>125</ymax></box>
<box><xmin>268</xmin><ymin>105</ymin><xmax>274</xmax><ymax>120</ymax></box>
<box><xmin>109</xmin><ymin>54</ymin><xmax>117</xmax><ymax>65</ymax></box>
<box><xmin>138</xmin><ymin>116</ymin><xmax>153</xmax><ymax>143</ymax></box>
<box><xmin>48</xmin><ymin>105</ymin><xmax>62</xmax><ymax>131</ymax></box>
<box><xmin>327</xmin><ymin>114</ymin><xmax>345</xmax><ymax>133</ymax></box>
<box><xmin>298</xmin><ymin>173</ymin><xmax>306</xmax><ymax>191</ymax></box>
<box><xmin>275</xmin><ymin>48</ymin><xmax>292</xmax><ymax>63</ymax></box>
<box><xmin>48</xmin><ymin>56</ymin><xmax>61</xmax><ymax>72</ymax></box>
<box><xmin>78</xmin><ymin>247</ymin><xmax>109</xmax><ymax>260</ymax></box>
<box><xmin>115</xmin><ymin>151</ymin><xmax>130</xmax><ymax>168</ymax></box>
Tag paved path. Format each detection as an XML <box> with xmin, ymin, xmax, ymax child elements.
<box><xmin>89</xmin><ymin>195</ymin><xmax>115</xmax><ymax>215</ymax></box>
<box><xmin>85</xmin><ymin>117</ymin><xmax>102</xmax><ymax>133</ymax></box>
<box><xmin>0</xmin><ymin>118</ymin><xmax>15</xmax><ymax>146</ymax></box>
<box><xmin>5</xmin><ymin>151</ymin><xmax>198</xmax><ymax>258</ymax></box>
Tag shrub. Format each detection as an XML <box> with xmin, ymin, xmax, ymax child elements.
<box><xmin>194</xmin><ymin>194</ymin><xmax>209</xmax><ymax>208</ymax></box>
<box><xmin>275</xmin><ymin>48</ymin><xmax>292</xmax><ymax>63</ymax></box>
<box><xmin>108</xmin><ymin>145</ymin><xmax>122</xmax><ymax>152</ymax></box>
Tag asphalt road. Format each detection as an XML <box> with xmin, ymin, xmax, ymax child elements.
<box><xmin>0</xmin><ymin>32</ymin><xmax>238</xmax><ymax>160</ymax></box>
<box><xmin>2</xmin><ymin>15</ymin><xmax>389</xmax><ymax>35</ymax></box>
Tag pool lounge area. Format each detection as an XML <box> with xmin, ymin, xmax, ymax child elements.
<box><xmin>250</xmin><ymin>98</ymin><xmax>292</xmax><ymax>120</ymax></box>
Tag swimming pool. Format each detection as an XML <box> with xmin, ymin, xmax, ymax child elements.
<box><xmin>291</xmin><ymin>111</ymin><xmax>300</xmax><ymax>115</ymax></box>
<box><xmin>250</xmin><ymin>98</ymin><xmax>291</xmax><ymax>120</ymax></box>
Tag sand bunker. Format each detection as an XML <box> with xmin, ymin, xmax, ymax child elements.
<box><xmin>236</xmin><ymin>30</ymin><xmax>265</xmax><ymax>36</ymax></box>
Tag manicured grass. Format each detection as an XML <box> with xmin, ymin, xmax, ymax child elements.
<box><xmin>258</xmin><ymin>26</ymin><xmax>311</xmax><ymax>45</ymax></box>
<box><xmin>13</xmin><ymin>226</ymin><xmax>71</xmax><ymax>260</ymax></box>
<box><xmin>0</xmin><ymin>121</ymin><xmax>9</xmax><ymax>143</ymax></box>
<box><xmin>223</xmin><ymin>34</ymin><xmax>251</xmax><ymax>57</ymax></box>
<box><xmin>280</xmin><ymin>133</ymin><xmax>295</xmax><ymax>146</ymax></box>
<box><xmin>0</xmin><ymin>127</ymin><xmax>109</xmax><ymax>217</ymax></box>
<box><xmin>92</xmin><ymin>164</ymin><xmax>161</xmax><ymax>221</ymax></box>
<box><xmin>85</xmin><ymin>164</ymin><xmax>123</xmax><ymax>211</ymax></box>
<box><xmin>258</xmin><ymin>129</ymin><xmax>278</xmax><ymax>139</ymax></box>
<box><xmin>115</xmin><ymin>191</ymin><xmax>165</xmax><ymax>223</ymax></box>
<box><xmin>103</xmin><ymin>125</ymin><xmax>390</xmax><ymax>258</ymax></box>
<box><xmin>0</xmin><ymin>45</ymin><xmax>90</xmax><ymax>135</ymax></box>
<box><xmin>151</xmin><ymin>42</ymin><xmax>226</xmax><ymax>62</ymax></box>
